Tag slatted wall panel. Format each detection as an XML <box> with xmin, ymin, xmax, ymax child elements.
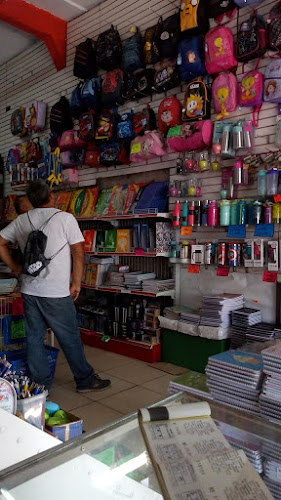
<box><xmin>0</xmin><ymin>0</ymin><xmax>279</xmax><ymax>319</ymax></box>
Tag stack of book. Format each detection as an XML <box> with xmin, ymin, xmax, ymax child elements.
<box><xmin>162</xmin><ymin>306</ymin><xmax>182</xmax><ymax>320</ymax></box>
<box><xmin>206</xmin><ymin>350</ymin><xmax>264</xmax><ymax>415</ymax></box>
<box><xmin>124</xmin><ymin>272</ymin><xmax>156</xmax><ymax>290</ymax></box>
<box><xmin>246</xmin><ymin>323</ymin><xmax>276</xmax><ymax>344</ymax></box>
<box><xmin>169</xmin><ymin>371</ymin><xmax>212</xmax><ymax>400</ymax></box>
<box><xmin>83</xmin><ymin>257</ymin><xmax>113</xmax><ymax>286</ymax></box>
<box><xmin>180</xmin><ymin>309</ymin><xmax>201</xmax><ymax>325</ymax></box>
<box><xmin>200</xmin><ymin>294</ymin><xmax>244</xmax><ymax>328</ymax></box>
<box><xmin>259</xmin><ymin>341</ymin><xmax>281</xmax><ymax>423</ymax></box>
<box><xmin>142</xmin><ymin>279</ymin><xmax>175</xmax><ymax>293</ymax></box>
<box><xmin>262</xmin><ymin>440</ymin><xmax>281</xmax><ymax>499</ymax></box>
<box><xmin>107</xmin><ymin>271</ymin><xmax>125</xmax><ymax>288</ymax></box>
<box><xmin>231</xmin><ymin>308</ymin><xmax>262</xmax><ymax>348</ymax></box>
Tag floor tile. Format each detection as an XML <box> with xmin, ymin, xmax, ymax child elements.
<box><xmin>62</xmin><ymin>373</ymin><xmax>135</xmax><ymax>401</ymax></box>
<box><xmin>140</xmin><ymin>373</ymin><xmax>175</xmax><ymax>396</ymax></box>
<box><xmin>101</xmin><ymin>386</ymin><xmax>162</xmax><ymax>414</ymax></box>
<box><xmin>48</xmin><ymin>384</ymin><xmax>92</xmax><ymax>412</ymax></box>
<box><xmin>151</xmin><ymin>362</ymin><xmax>189</xmax><ymax>376</ymax></box>
<box><xmin>104</xmin><ymin>361</ymin><xmax>165</xmax><ymax>385</ymax></box>
<box><xmin>84</xmin><ymin>349</ymin><xmax>135</xmax><ymax>371</ymax></box>
<box><xmin>74</xmin><ymin>401</ymin><xmax>124</xmax><ymax>431</ymax></box>
<box><xmin>53</xmin><ymin>362</ymin><xmax>74</xmax><ymax>385</ymax></box>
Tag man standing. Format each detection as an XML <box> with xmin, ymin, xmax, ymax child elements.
<box><xmin>0</xmin><ymin>179</ymin><xmax>111</xmax><ymax>393</ymax></box>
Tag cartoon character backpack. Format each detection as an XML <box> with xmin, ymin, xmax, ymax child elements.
<box><xmin>180</xmin><ymin>0</ymin><xmax>209</xmax><ymax>35</ymax></box>
<box><xmin>10</xmin><ymin>108</ymin><xmax>27</xmax><ymax>137</ymax></box>
<box><xmin>153</xmin><ymin>59</ymin><xmax>181</xmax><ymax>92</ymax></box>
<box><xmin>117</xmin><ymin>111</ymin><xmax>134</xmax><ymax>140</ymax></box>
<box><xmin>212</xmin><ymin>72</ymin><xmax>238</xmax><ymax>120</ymax></box>
<box><xmin>204</xmin><ymin>26</ymin><xmax>237</xmax><ymax>75</ymax></box>
<box><xmin>179</xmin><ymin>36</ymin><xmax>206</xmax><ymax>83</ymax></box>
<box><xmin>182</xmin><ymin>78</ymin><xmax>210</xmax><ymax>121</ymax></box>
<box><xmin>158</xmin><ymin>96</ymin><xmax>182</xmax><ymax>134</ymax></box>
<box><xmin>133</xmin><ymin>106</ymin><xmax>156</xmax><ymax>135</ymax></box>
<box><xmin>264</xmin><ymin>60</ymin><xmax>281</xmax><ymax>104</ymax></box>
<box><xmin>236</xmin><ymin>13</ymin><xmax>267</xmax><ymax>63</ymax></box>
<box><xmin>102</xmin><ymin>69</ymin><xmax>125</xmax><ymax>107</ymax></box>
<box><xmin>143</xmin><ymin>19</ymin><xmax>162</xmax><ymax>64</ymax></box>
<box><xmin>239</xmin><ymin>70</ymin><xmax>264</xmax><ymax>126</ymax></box>
<box><xmin>79</xmin><ymin>112</ymin><xmax>95</xmax><ymax>142</ymax></box>
<box><xmin>268</xmin><ymin>2</ymin><xmax>281</xmax><ymax>51</ymax></box>
<box><xmin>25</xmin><ymin>101</ymin><xmax>47</xmax><ymax>132</ymax></box>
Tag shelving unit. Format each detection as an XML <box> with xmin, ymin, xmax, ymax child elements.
<box><xmin>85</xmin><ymin>251</ymin><xmax>170</xmax><ymax>257</ymax></box>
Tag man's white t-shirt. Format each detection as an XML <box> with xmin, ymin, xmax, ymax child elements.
<box><xmin>0</xmin><ymin>208</ymin><xmax>84</xmax><ymax>298</ymax></box>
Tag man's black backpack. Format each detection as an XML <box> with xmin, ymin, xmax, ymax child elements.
<box><xmin>22</xmin><ymin>212</ymin><xmax>66</xmax><ymax>277</ymax></box>
<box><xmin>50</xmin><ymin>97</ymin><xmax>73</xmax><ymax>136</ymax></box>
<box><xmin>73</xmin><ymin>38</ymin><xmax>97</xmax><ymax>80</ymax></box>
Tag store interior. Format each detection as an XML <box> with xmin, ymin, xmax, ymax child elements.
<box><xmin>2</xmin><ymin>0</ymin><xmax>281</xmax><ymax>498</ymax></box>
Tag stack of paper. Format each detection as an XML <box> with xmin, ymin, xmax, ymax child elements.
<box><xmin>259</xmin><ymin>341</ymin><xmax>281</xmax><ymax>423</ymax></box>
<box><xmin>274</xmin><ymin>327</ymin><xmax>281</xmax><ymax>339</ymax></box>
<box><xmin>200</xmin><ymin>294</ymin><xmax>244</xmax><ymax>328</ymax></box>
<box><xmin>124</xmin><ymin>271</ymin><xmax>156</xmax><ymax>290</ymax></box>
<box><xmin>107</xmin><ymin>272</ymin><xmax>125</xmax><ymax>287</ymax></box>
<box><xmin>169</xmin><ymin>371</ymin><xmax>212</xmax><ymax>400</ymax></box>
<box><xmin>262</xmin><ymin>440</ymin><xmax>281</xmax><ymax>499</ymax></box>
<box><xmin>181</xmin><ymin>308</ymin><xmax>201</xmax><ymax>325</ymax></box>
<box><xmin>206</xmin><ymin>350</ymin><xmax>264</xmax><ymax>415</ymax></box>
<box><xmin>162</xmin><ymin>306</ymin><xmax>182</xmax><ymax>320</ymax></box>
<box><xmin>142</xmin><ymin>278</ymin><xmax>175</xmax><ymax>293</ymax></box>
<box><xmin>246</xmin><ymin>323</ymin><xmax>276</xmax><ymax>344</ymax></box>
<box><xmin>230</xmin><ymin>308</ymin><xmax>262</xmax><ymax>348</ymax></box>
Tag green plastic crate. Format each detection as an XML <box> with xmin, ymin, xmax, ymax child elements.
<box><xmin>162</xmin><ymin>329</ymin><xmax>230</xmax><ymax>373</ymax></box>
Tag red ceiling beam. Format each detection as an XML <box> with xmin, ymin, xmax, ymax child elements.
<box><xmin>0</xmin><ymin>0</ymin><xmax>67</xmax><ymax>70</ymax></box>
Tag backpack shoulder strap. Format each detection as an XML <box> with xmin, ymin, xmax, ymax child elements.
<box><xmin>27</xmin><ymin>211</ymin><xmax>36</xmax><ymax>231</ymax></box>
<box><xmin>39</xmin><ymin>210</ymin><xmax>62</xmax><ymax>231</ymax></box>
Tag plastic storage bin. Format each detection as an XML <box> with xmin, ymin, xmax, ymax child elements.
<box><xmin>0</xmin><ymin>345</ymin><xmax>59</xmax><ymax>379</ymax></box>
<box><xmin>17</xmin><ymin>392</ymin><xmax>47</xmax><ymax>430</ymax></box>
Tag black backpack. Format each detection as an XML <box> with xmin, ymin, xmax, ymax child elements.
<box><xmin>153</xmin><ymin>60</ymin><xmax>181</xmax><ymax>93</ymax></box>
<box><xmin>22</xmin><ymin>212</ymin><xmax>66</xmax><ymax>277</ymax></box>
<box><xmin>96</xmin><ymin>25</ymin><xmax>123</xmax><ymax>71</ymax></box>
<box><xmin>134</xmin><ymin>68</ymin><xmax>156</xmax><ymax>99</ymax></box>
<box><xmin>208</xmin><ymin>0</ymin><xmax>237</xmax><ymax>19</ymax></box>
<box><xmin>123</xmin><ymin>28</ymin><xmax>144</xmax><ymax>73</ymax></box>
<box><xmin>73</xmin><ymin>38</ymin><xmax>97</xmax><ymax>80</ymax></box>
<box><xmin>50</xmin><ymin>97</ymin><xmax>73</xmax><ymax>136</ymax></box>
<box><xmin>143</xmin><ymin>20</ymin><xmax>162</xmax><ymax>64</ymax></box>
<box><xmin>158</xmin><ymin>12</ymin><xmax>181</xmax><ymax>59</ymax></box>
<box><xmin>236</xmin><ymin>13</ymin><xmax>267</xmax><ymax>63</ymax></box>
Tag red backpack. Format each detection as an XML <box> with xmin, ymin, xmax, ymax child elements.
<box><xmin>158</xmin><ymin>96</ymin><xmax>182</xmax><ymax>134</ymax></box>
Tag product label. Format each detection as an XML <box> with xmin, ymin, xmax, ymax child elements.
<box><xmin>188</xmin><ymin>264</ymin><xmax>200</xmax><ymax>274</ymax></box>
<box><xmin>217</xmin><ymin>266</ymin><xmax>230</xmax><ymax>277</ymax></box>
<box><xmin>181</xmin><ymin>226</ymin><xmax>193</xmax><ymax>236</ymax></box>
<box><xmin>227</xmin><ymin>225</ymin><xmax>246</xmax><ymax>238</ymax></box>
<box><xmin>263</xmin><ymin>271</ymin><xmax>278</xmax><ymax>283</ymax></box>
<box><xmin>254</xmin><ymin>224</ymin><xmax>274</xmax><ymax>238</ymax></box>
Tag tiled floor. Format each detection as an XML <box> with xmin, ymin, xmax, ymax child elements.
<box><xmin>50</xmin><ymin>343</ymin><xmax>188</xmax><ymax>431</ymax></box>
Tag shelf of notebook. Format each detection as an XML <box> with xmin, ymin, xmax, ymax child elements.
<box><xmin>77</xmin><ymin>212</ymin><xmax>170</xmax><ymax>221</ymax></box>
<box><xmin>81</xmin><ymin>284</ymin><xmax>175</xmax><ymax>298</ymax></box>
<box><xmin>80</xmin><ymin>328</ymin><xmax>162</xmax><ymax>363</ymax></box>
<box><xmin>84</xmin><ymin>251</ymin><xmax>170</xmax><ymax>257</ymax></box>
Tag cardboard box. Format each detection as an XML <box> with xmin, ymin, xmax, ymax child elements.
<box><xmin>46</xmin><ymin>411</ymin><xmax>83</xmax><ymax>442</ymax></box>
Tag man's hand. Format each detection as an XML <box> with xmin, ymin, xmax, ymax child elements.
<box><xmin>70</xmin><ymin>282</ymin><xmax>81</xmax><ymax>301</ymax></box>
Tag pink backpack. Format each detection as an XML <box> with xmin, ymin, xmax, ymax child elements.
<box><xmin>212</xmin><ymin>72</ymin><xmax>238</xmax><ymax>120</ymax></box>
<box><xmin>25</xmin><ymin>101</ymin><xmax>47</xmax><ymax>132</ymax></box>
<box><xmin>205</xmin><ymin>26</ymin><xmax>237</xmax><ymax>75</ymax></box>
<box><xmin>60</xmin><ymin>130</ymin><xmax>87</xmax><ymax>151</ymax></box>
<box><xmin>239</xmin><ymin>70</ymin><xmax>264</xmax><ymax>126</ymax></box>
<box><xmin>130</xmin><ymin>131</ymin><xmax>167</xmax><ymax>163</ymax></box>
<box><xmin>167</xmin><ymin>121</ymin><xmax>214</xmax><ymax>152</ymax></box>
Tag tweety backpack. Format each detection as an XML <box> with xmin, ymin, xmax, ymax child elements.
<box><xmin>212</xmin><ymin>72</ymin><xmax>238</xmax><ymax>120</ymax></box>
<box><xmin>205</xmin><ymin>26</ymin><xmax>237</xmax><ymax>75</ymax></box>
<box><xmin>239</xmin><ymin>70</ymin><xmax>264</xmax><ymax>126</ymax></box>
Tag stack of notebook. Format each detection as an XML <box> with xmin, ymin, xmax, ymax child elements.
<box><xmin>169</xmin><ymin>371</ymin><xmax>212</xmax><ymax>400</ymax></box>
<box><xmin>206</xmin><ymin>350</ymin><xmax>264</xmax><ymax>415</ymax></box>
<box><xmin>230</xmin><ymin>308</ymin><xmax>262</xmax><ymax>348</ymax></box>
<box><xmin>108</xmin><ymin>271</ymin><xmax>125</xmax><ymax>288</ymax></box>
<box><xmin>180</xmin><ymin>309</ymin><xmax>201</xmax><ymax>325</ymax></box>
<box><xmin>262</xmin><ymin>440</ymin><xmax>281</xmax><ymax>499</ymax></box>
<box><xmin>200</xmin><ymin>294</ymin><xmax>244</xmax><ymax>328</ymax></box>
<box><xmin>124</xmin><ymin>271</ymin><xmax>156</xmax><ymax>290</ymax></box>
<box><xmin>246</xmin><ymin>323</ymin><xmax>276</xmax><ymax>344</ymax></box>
<box><xmin>142</xmin><ymin>278</ymin><xmax>175</xmax><ymax>293</ymax></box>
<box><xmin>259</xmin><ymin>341</ymin><xmax>281</xmax><ymax>423</ymax></box>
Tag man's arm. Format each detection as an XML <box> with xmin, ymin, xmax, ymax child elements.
<box><xmin>70</xmin><ymin>241</ymin><xmax>84</xmax><ymax>301</ymax></box>
<box><xmin>0</xmin><ymin>236</ymin><xmax>22</xmax><ymax>274</ymax></box>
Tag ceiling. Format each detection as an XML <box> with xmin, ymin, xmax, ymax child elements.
<box><xmin>0</xmin><ymin>0</ymin><xmax>105</xmax><ymax>66</ymax></box>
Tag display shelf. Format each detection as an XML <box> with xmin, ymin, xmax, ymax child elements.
<box><xmin>80</xmin><ymin>328</ymin><xmax>162</xmax><ymax>362</ymax></box>
<box><xmin>77</xmin><ymin>212</ymin><xmax>170</xmax><ymax>222</ymax></box>
<box><xmin>81</xmin><ymin>284</ymin><xmax>175</xmax><ymax>298</ymax></box>
<box><xmin>84</xmin><ymin>250</ymin><xmax>170</xmax><ymax>257</ymax></box>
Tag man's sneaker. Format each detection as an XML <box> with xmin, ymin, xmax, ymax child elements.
<box><xmin>76</xmin><ymin>375</ymin><xmax>111</xmax><ymax>393</ymax></box>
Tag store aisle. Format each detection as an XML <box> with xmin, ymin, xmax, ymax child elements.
<box><xmin>50</xmin><ymin>344</ymin><xmax>188</xmax><ymax>431</ymax></box>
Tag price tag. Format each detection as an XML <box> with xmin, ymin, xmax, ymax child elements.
<box><xmin>263</xmin><ymin>271</ymin><xmax>278</xmax><ymax>283</ymax></box>
<box><xmin>217</xmin><ymin>266</ymin><xmax>230</xmax><ymax>277</ymax></box>
<box><xmin>188</xmin><ymin>264</ymin><xmax>200</xmax><ymax>274</ymax></box>
<box><xmin>227</xmin><ymin>225</ymin><xmax>246</xmax><ymax>238</ymax></box>
<box><xmin>274</xmin><ymin>194</ymin><xmax>281</xmax><ymax>203</ymax></box>
<box><xmin>135</xmin><ymin>248</ymin><xmax>145</xmax><ymax>256</ymax></box>
<box><xmin>254</xmin><ymin>224</ymin><xmax>274</xmax><ymax>238</ymax></box>
<box><xmin>181</xmin><ymin>226</ymin><xmax>192</xmax><ymax>236</ymax></box>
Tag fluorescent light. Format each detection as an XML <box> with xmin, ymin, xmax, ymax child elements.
<box><xmin>63</xmin><ymin>0</ymin><xmax>88</xmax><ymax>11</ymax></box>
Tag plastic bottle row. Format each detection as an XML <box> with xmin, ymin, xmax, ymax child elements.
<box><xmin>173</xmin><ymin>199</ymin><xmax>281</xmax><ymax>228</ymax></box>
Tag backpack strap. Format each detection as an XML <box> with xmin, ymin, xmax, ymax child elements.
<box><xmin>27</xmin><ymin>210</ymin><xmax>68</xmax><ymax>260</ymax></box>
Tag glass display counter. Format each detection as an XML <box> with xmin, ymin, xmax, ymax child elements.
<box><xmin>1</xmin><ymin>392</ymin><xmax>281</xmax><ymax>499</ymax></box>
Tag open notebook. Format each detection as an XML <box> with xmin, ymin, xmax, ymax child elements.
<box><xmin>139</xmin><ymin>402</ymin><xmax>273</xmax><ymax>500</ymax></box>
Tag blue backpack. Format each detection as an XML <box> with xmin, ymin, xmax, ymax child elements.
<box><xmin>80</xmin><ymin>77</ymin><xmax>102</xmax><ymax>112</ymax></box>
<box><xmin>70</xmin><ymin>83</ymin><xmax>83</xmax><ymax>119</ymax></box>
<box><xmin>117</xmin><ymin>110</ymin><xmax>134</xmax><ymax>139</ymax></box>
<box><xmin>123</xmin><ymin>29</ymin><xmax>144</xmax><ymax>73</ymax></box>
<box><xmin>179</xmin><ymin>36</ymin><xmax>206</xmax><ymax>83</ymax></box>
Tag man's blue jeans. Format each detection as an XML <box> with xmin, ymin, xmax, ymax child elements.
<box><xmin>22</xmin><ymin>294</ymin><xmax>95</xmax><ymax>390</ymax></box>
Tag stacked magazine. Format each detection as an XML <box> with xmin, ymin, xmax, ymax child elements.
<box><xmin>200</xmin><ymin>294</ymin><xmax>244</xmax><ymax>328</ymax></box>
<box><xmin>142</xmin><ymin>278</ymin><xmax>175</xmax><ymax>293</ymax></box>
<box><xmin>206</xmin><ymin>350</ymin><xmax>264</xmax><ymax>415</ymax></box>
<box><xmin>259</xmin><ymin>341</ymin><xmax>281</xmax><ymax>423</ymax></box>
<box><xmin>246</xmin><ymin>323</ymin><xmax>276</xmax><ymax>344</ymax></box>
<box><xmin>230</xmin><ymin>308</ymin><xmax>262</xmax><ymax>348</ymax></box>
<box><xmin>124</xmin><ymin>271</ymin><xmax>156</xmax><ymax>290</ymax></box>
<box><xmin>262</xmin><ymin>440</ymin><xmax>281</xmax><ymax>499</ymax></box>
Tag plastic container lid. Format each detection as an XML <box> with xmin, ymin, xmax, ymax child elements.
<box><xmin>267</xmin><ymin>169</ymin><xmax>279</xmax><ymax>174</ymax></box>
<box><xmin>257</xmin><ymin>170</ymin><xmax>267</xmax><ymax>176</ymax></box>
